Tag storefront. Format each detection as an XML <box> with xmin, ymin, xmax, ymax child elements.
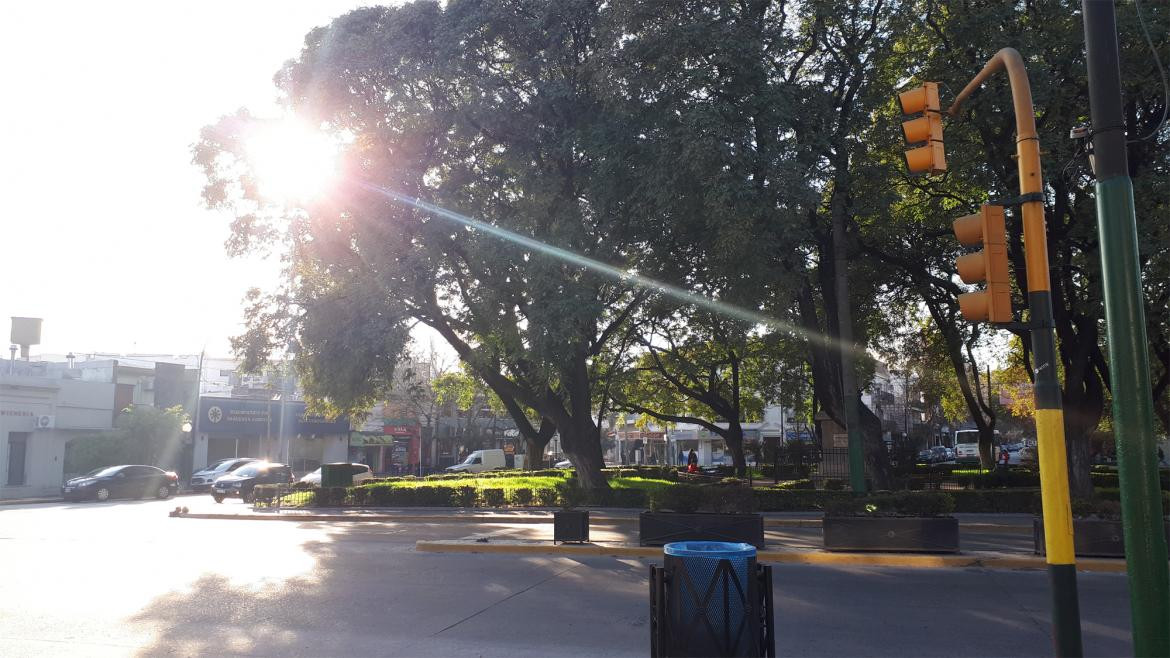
<box><xmin>194</xmin><ymin>397</ymin><xmax>349</xmax><ymax>474</ymax></box>
<box><xmin>350</xmin><ymin>421</ymin><xmax>422</xmax><ymax>475</ymax></box>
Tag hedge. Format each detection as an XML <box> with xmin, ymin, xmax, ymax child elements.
<box><xmin>264</xmin><ymin>481</ymin><xmax>1059</xmax><ymax>514</ymax></box>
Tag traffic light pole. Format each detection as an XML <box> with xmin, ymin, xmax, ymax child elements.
<box><xmin>1082</xmin><ymin>4</ymin><xmax>1170</xmax><ymax>656</ymax></box>
<box><xmin>949</xmin><ymin>48</ymin><xmax>1083</xmax><ymax>657</ymax></box>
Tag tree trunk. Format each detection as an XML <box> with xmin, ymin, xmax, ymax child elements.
<box><xmin>724</xmin><ymin>422</ymin><xmax>747</xmax><ymax>477</ymax></box>
<box><xmin>978</xmin><ymin>427</ymin><xmax>995</xmax><ymax>470</ymax></box>
<box><xmin>562</xmin><ymin>422</ymin><xmax>608</xmax><ymax>489</ymax></box>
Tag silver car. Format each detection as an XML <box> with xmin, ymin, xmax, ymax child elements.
<box><xmin>189</xmin><ymin>457</ymin><xmax>260</xmax><ymax>492</ymax></box>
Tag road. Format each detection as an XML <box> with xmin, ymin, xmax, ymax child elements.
<box><xmin>0</xmin><ymin>496</ymin><xmax>1134</xmax><ymax>657</ymax></box>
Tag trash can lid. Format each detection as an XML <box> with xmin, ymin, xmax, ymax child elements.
<box><xmin>663</xmin><ymin>541</ymin><xmax>756</xmax><ymax>558</ymax></box>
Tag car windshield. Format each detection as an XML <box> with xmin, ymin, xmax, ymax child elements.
<box><xmin>89</xmin><ymin>466</ymin><xmax>123</xmax><ymax>477</ymax></box>
<box><xmin>205</xmin><ymin>459</ymin><xmax>234</xmax><ymax>472</ymax></box>
<box><xmin>232</xmin><ymin>465</ymin><xmax>265</xmax><ymax>477</ymax></box>
<box><xmin>461</xmin><ymin>453</ymin><xmax>480</xmax><ymax>465</ymax></box>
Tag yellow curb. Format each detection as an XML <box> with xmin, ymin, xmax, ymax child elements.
<box><xmin>414</xmin><ymin>540</ymin><xmax>1127</xmax><ymax>573</ymax></box>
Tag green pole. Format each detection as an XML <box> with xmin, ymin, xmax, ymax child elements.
<box><xmin>1082</xmin><ymin>3</ymin><xmax>1170</xmax><ymax>656</ymax></box>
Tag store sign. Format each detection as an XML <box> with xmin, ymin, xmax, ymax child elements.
<box><xmin>198</xmin><ymin>397</ymin><xmax>349</xmax><ymax>436</ymax></box>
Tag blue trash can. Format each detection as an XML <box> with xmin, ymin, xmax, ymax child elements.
<box><xmin>652</xmin><ymin>541</ymin><xmax>770</xmax><ymax>657</ymax></box>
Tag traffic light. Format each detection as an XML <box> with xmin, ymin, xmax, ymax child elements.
<box><xmin>898</xmin><ymin>82</ymin><xmax>946</xmax><ymax>174</ymax></box>
<box><xmin>952</xmin><ymin>204</ymin><xmax>1011</xmax><ymax>323</ymax></box>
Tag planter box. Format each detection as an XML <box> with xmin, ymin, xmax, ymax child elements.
<box><xmin>823</xmin><ymin>516</ymin><xmax>959</xmax><ymax>553</ymax></box>
<box><xmin>553</xmin><ymin>510</ymin><xmax>590</xmax><ymax>544</ymax></box>
<box><xmin>1033</xmin><ymin>518</ymin><xmax>1170</xmax><ymax>558</ymax></box>
<box><xmin>639</xmin><ymin>511</ymin><xmax>765</xmax><ymax>549</ymax></box>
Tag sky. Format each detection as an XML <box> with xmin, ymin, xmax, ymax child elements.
<box><xmin>0</xmin><ymin>1</ymin><xmax>379</xmax><ymax>359</ymax></box>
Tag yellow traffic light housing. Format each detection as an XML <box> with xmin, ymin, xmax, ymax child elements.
<box><xmin>898</xmin><ymin>82</ymin><xmax>946</xmax><ymax>175</ymax></box>
<box><xmin>952</xmin><ymin>204</ymin><xmax>1011</xmax><ymax>323</ymax></box>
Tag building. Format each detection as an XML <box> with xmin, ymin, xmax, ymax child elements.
<box><xmin>193</xmin><ymin>396</ymin><xmax>350</xmax><ymax>474</ymax></box>
<box><xmin>1</xmin><ymin>361</ymin><xmax>116</xmax><ymax>498</ymax></box>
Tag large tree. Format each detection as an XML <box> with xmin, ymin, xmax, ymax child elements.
<box><xmin>195</xmin><ymin>1</ymin><xmax>661</xmax><ymax>489</ymax></box>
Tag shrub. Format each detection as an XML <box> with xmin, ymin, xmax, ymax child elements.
<box><xmin>555</xmin><ymin>479</ymin><xmax>588</xmax><ymax>509</ymax></box>
<box><xmin>776</xmin><ymin>479</ymin><xmax>815</xmax><ymax>490</ymax></box>
<box><xmin>1071</xmin><ymin>498</ymin><xmax>1123</xmax><ymax>520</ymax></box>
<box><xmin>825</xmin><ymin>492</ymin><xmax>954</xmax><ymax>518</ymax></box>
<box><xmin>592</xmin><ymin>487</ymin><xmax>648</xmax><ymax>508</ymax></box>
<box><xmin>705</xmin><ymin>485</ymin><xmax>758</xmax><ymax>514</ymax></box>
<box><xmin>949</xmin><ymin>489</ymin><xmax>1040</xmax><ymax>513</ymax></box>
<box><xmin>510</xmin><ymin>488</ymin><xmax>534</xmax><ymax>506</ymax></box>
<box><xmin>481</xmin><ymin>488</ymin><xmax>506</xmax><ymax>507</ymax></box>
<box><xmin>648</xmin><ymin>484</ymin><xmax>706</xmax><ymax>513</ymax></box>
<box><xmin>752</xmin><ymin>489</ymin><xmax>859</xmax><ymax>512</ymax></box>
<box><xmin>536</xmin><ymin>487</ymin><xmax>559</xmax><ymax>506</ymax></box>
<box><xmin>316</xmin><ymin>486</ymin><xmax>348</xmax><ymax>507</ymax></box>
<box><xmin>452</xmin><ymin>485</ymin><xmax>478</xmax><ymax>507</ymax></box>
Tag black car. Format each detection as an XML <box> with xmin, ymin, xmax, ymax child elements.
<box><xmin>62</xmin><ymin>465</ymin><xmax>179</xmax><ymax>502</ymax></box>
<box><xmin>211</xmin><ymin>462</ymin><xmax>293</xmax><ymax>503</ymax></box>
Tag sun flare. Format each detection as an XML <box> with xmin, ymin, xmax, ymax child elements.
<box><xmin>246</xmin><ymin>120</ymin><xmax>339</xmax><ymax>203</ymax></box>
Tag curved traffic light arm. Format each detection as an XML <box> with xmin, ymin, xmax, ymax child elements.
<box><xmin>947</xmin><ymin>46</ymin><xmax>1083</xmax><ymax>658</ymax></box>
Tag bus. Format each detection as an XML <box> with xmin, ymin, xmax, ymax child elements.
<box><xmin>954</xmin><ymin>429</ymin><xmax>1000</xmax><ymax>463</ymax></box>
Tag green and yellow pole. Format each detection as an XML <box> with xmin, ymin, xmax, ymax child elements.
<box><xmin>950</xmin><ymin>48</ymin><xmax>1082</xmax><ymax>657</ymax></box>
<box><xmin>1083</xmin><ymin>3</ymin><xmax>1170</xmax><ymax>656</ymax></box>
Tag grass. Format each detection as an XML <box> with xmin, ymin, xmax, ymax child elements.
<box><xmin>381</xmin><ymin>476</ymin><xmax>564</xmax><ymax>491</ymax></box>
<box><xmin>372</xmin><ymin>475</ymin><xmax>674</xmax><ymax>493</ymax></box>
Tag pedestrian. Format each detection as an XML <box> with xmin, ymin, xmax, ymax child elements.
<box><xmin>678</xmin><ymin>449</ymin><xmax>685</xmax><ymax>466</ymax></box>
<box><xmin>686</xmin><ymin>449</ymin><xmax>699</xmax><ymax>473</ymax></box>
<box><xmin>998</xmin><ymin>447</ymin><xmax>1010</xmax><ymax>468</ymax></box>
<box><xmin>1159</xmin><ymin>446</ymin><xmax>1166</xmax><ymax>466</ymax></box>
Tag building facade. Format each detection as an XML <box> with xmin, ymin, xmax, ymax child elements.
<box><xmin>1</xmin><ymin>363</ymin><xmax>116</xmax><ymax>498</ymax></box>
<box><xmin>193</xmin><ymin>396</ymin><xmax>350</xmax><ymax>474</ymax></box>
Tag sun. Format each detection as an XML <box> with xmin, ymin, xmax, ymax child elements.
<box><xmin>246</xmin><ymin>119</ymin><xmax>339</xmax><ymax>203</ymax></box>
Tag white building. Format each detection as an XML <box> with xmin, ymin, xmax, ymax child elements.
<box><xmin>1</xmin><ymin>362</ymin><xmax>116</xmax><ymax>498</ymax></box>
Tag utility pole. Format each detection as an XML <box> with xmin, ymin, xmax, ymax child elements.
<box><xmin>1082</xmin><ymin>3</ymin><xmax>1170</xmax><ymax>655</ymax></box>
<box><xmin>948</xmin><ymin>48</ymin><xmax>1083</xmax><ymax>657</ymax></box>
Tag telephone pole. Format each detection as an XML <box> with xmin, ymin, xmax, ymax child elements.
<box><xmin>1082</xmin><ymin>3</ymin><xmax>1170</xmax><ymax>655</ymax></box>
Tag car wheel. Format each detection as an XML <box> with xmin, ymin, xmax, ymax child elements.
<box><xmin>213</xmin><ymin>495</ymin><xmax>224</xmax><ymax>504</ymax></box>
<box><xmin>155</xmin><ymin>485</ymin><xmax>171</xmax><ymax>500</ymax></box>
<box><xmin>242</xmin><ymin>491</ymin><xmax>255</xmax><ymax>504</ymax></box>
<box><xmin>95</xmin><ymin>487</ymin><xmax>111</xmax><ymax>502</ymax></box>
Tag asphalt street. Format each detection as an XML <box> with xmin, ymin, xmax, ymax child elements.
<box><xmin>0</xmin><ymin>496</ymin><xmax>1134</xmax><ymax>657</ymax></box>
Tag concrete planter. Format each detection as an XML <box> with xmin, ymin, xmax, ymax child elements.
<box><xmin>1033</xmin><ymin>517</ymin><xmax>1170</xmax><ymax>558</ymax></box>
<box><xmin>638</xmin><ymin>511</ymin><xmax>765</xmax><ymax>549</ymax></box>
<box><xmin>823</xmin><ymin>516</ymin><xmax>960</xmax><ymax>553</ymax></box>
<box><xmin>553</xmin><ymin>509</ymin><xmax>590</xmax><ymax>544</ymax></box>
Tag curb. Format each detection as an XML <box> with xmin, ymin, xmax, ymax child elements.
<box><xmin>0</xmin><ymin>497</ymin><xmax>64</xmax><ymax>506</ymax></box>
<box><xmin>175</xmin><ymin>511</ymin><xmax>1030</xmax><ymax>532</ymax></box>
<box><xmin>413</xmin><ymin>540</ymin><xmax>1127</xmax><ymax>573</ymax></box>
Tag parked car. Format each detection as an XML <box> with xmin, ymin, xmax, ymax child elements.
<box><xmin>300</xmin><ymin>463</ymin><xmax>374</xmax><ymax>486</ymax></box>
<box><xmin>446</xmin><ymin>449</ymin><xmax>506</xmax><ymax>474</ymax></box>
<box><xmin>211</xmin><ymin>462</ymin><xmax>293</xmax><ymax>503</ymax></box>
<box><xmin>1018</xmin><ymin>446</ymin><xmax>1039</xmax><ymax>465</ymax></box>
<box><xmin>916</xmin><ymin>449</ymin><xmax>936</xmax><ymax>464</ymax></box>
<box><xmin>189</xmin><ymin>457</ymin><xmax>260</xmax><ymax>492</ymax></box>
<box><xmin>954</xmin><ymin>443</ymin><xmax>981</xmax><ymax>463</ymax></box>
<box><xmin>62</xmin><ymin>465</ymin><xmax>179</xmax><ymax>502</ymax></box>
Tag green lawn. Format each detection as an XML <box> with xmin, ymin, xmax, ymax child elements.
<box><xmin>370</xmin><ymin>475</ymin><xmax>673</xmax><ymax>493</ymax></box>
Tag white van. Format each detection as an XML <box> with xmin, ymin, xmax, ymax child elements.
<box><xmin>446</xmin><ymin>449</ymin><xmax>506</xmax><ymax>474</ymax></box>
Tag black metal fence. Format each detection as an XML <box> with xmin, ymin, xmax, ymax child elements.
<box><xmin>252</xmin><ymin>484</ymin><xmax>314</xmax><ymax>511</ymax></box>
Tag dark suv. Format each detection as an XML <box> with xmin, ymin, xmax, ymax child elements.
<box><xmin>210</xmin><ymin>462</ymin><xmax>293</xmax><ymax>503</ymax></box>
